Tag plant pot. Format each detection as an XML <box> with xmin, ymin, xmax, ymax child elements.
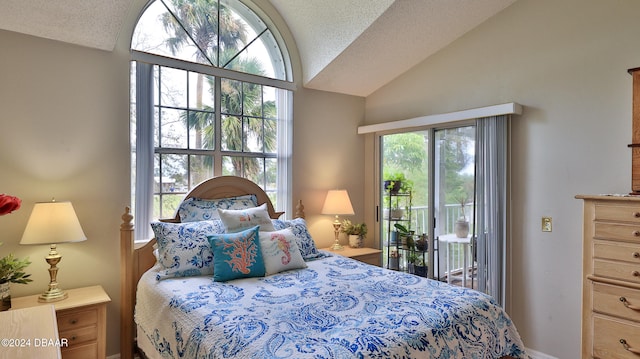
<box><xmin>455</xmin><ymin>220</ymin><xmax>470</xmax><ymax>238</ymax></box>
<box><xmin>0</xmin><ymin>282</ymin><xmax>10</xmax><ymax>311</ymax></box>
<box><xmin>389</xmin><ymin>257</ymin><xmax>400</xmax><ymax>270</ymax></box>
<box><xmin>390</xmin><ymin>208</ymin><xmax>405</xmax><ymax>219</ymax></box>
<box><xmin>349</xmin><ymin>234</ymin><xmax>363</xmax><ymax>248</ymax></box>
<box><xmin>384</xmin><ymin>180</ymin><xmax>402</xmax><ymax>194</ymax></box>
<box><xmin>414</xmin><ymin>265</ymin><xmax>428</xmax><ymax>277</ymax></box>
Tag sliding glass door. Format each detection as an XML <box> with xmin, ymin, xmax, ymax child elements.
<box><xmin>380</xmin><ymin>124</ymin><xmax>476</xmax><ymax>288</ymax></box>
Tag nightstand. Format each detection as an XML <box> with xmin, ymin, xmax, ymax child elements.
<box><xmin>322</xmin><ymin>247</ymin><xmax>382</xmax><ymax>266</ymax></box>
<box><xmin>11</xmin><ymin>285</ymin><xmax>111</xmax><ymax>359</ymax></box>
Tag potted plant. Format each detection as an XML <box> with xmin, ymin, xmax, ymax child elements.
<box><xmin>0</xmin><ymin>194</ymin><xmax>32</xmax><ymax>311</ymax></box>
<box><xmin>341</xmin><ymin>219</ymin><xmax>367</xmax><ymax>248</ymax></box>
<box><xmin>394</xmin><ymin>223</ymin><xmax>414</xmax><ymax>248</ymax></box>
<box><xmin>383</xmin><ymin>172</ymin><xmax>413</xmax><ymax>194</ymax></box>
<box><xmin>454</xmin><ymin>193</ymin><xmax>470</xmax><ymax>238</ymax></box>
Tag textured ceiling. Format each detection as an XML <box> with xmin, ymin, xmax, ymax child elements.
<box><xmin>0</xmin><ymin>0</ymin><xmax>517</xmax><ymax>97</ymax></box>
<box><xmin>0</xmin><ymin>0</ymin><xmax>132</xmax><ymax>51</ymax></box>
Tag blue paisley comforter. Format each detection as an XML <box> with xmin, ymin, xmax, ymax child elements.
<box><xmin>135</xmin><ymin>252</ymin><xmax>527</xmax><ymax>359</ymax></box>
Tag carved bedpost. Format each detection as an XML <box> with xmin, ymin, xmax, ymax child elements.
<box><xmin>295</xmin><ymin>200</ymin><xmax>306</xmax><ymax>219</ymax></box>
<box><xmin>120</xmin><ymin>207</ymin><xmax>134</xmax><ymax>359</ymax></box>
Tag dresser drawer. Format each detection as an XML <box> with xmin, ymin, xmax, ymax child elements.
<box><xmin>593</xmin><ymin>282</ymin><xmax>640</xmax><ymax>322</ymax></box>
<box><xmin>594</xmin><ymin>222</ymin><xmax>640</xmax><ymax>243</ymax></box>
<box><xmin>57</xmin><ymin>308</ymin><xmax>98</xmax><ymax>331</ymax></box>
<box><xmin>593</xmin><ymin>315</ymin><xmax>640</xmax><ymax>358</ymax></box>
<box><xmin>594</xmin><ymin>240</ymin><xmax>640</xmax><ymax>263</ymax></box>
<box><xmin>594</xmin><ymin>259</ymin><xmax>640</xmax><ymax>284</ymax></box>
<box><xmin>595</xmin><ymin>203</ymin><xmax>640</xmax><ymax>224</ymax></box>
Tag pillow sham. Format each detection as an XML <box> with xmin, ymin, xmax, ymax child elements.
<box><xmin>259</xmin><ymin>228</ymin><xmax>307</xmax><ymax>275</ymax></box>
<box><xmin>218</xmin><ymin>203</ymin><xmax>276</xmax><ymax>233</ymax></box>
<box><xmin>272</xmin><ymin>218</ymin><xmax>322</xmax><ymax>260</ymax></box>
<box><xmin>208</xmin><ymin>226</ymin><xmax>265</xmax><ymax>282</ymax></box>
<box><xmin>150</xmin><ymin>219</ymin><xmax>225</xmax><ymax>280</ymax></box>
<box><xmin>178</xmin><ymin>194</ymin><xmax>258</xmax><ymax>222</ymax></box>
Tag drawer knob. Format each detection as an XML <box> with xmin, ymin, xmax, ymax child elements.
<box><xmin>634</xmin><ymin>271</ymin><xmax>640</xmax><ymax>277</ymax></box>
<box><xmin>634</xmin><ymin>252</ymin><xmax>640</xmax><ymax>259</ymax></box>
<box><xmin>620</xmin><ymin>339</ymin><xmax>640</xmax><ymax>355</ymax></box>
<box><xmin>69</xmin><ymin>319</ymin><xmax>77</xmax><ymax>324</ymax></box>
<box><xmin>634</xmin><ymin>231</ymin><xmax>640</xmax><ymax>237</ymax></box>
<box><xmin>634</xmin><ymin>212</ymin><xmax>640</xmax><ymax>218</ymax></box>
<box><xmin>620</xmin><ymin>297</ymin><xmax>640</xmax><ymax>311</ymax></box>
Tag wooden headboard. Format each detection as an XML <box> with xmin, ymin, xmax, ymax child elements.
<box><xmin>119</xmin><ymin>176</ymin><xmax>304</xmax><ymax>359</ymax></box>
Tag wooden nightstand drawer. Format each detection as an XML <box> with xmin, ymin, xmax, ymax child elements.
<box><xmin>595</xmin><ymin>203</ymin><xmax>640</xmax><ymax>224</ymax></box>
<box><xmin>57</xmin><ymin>308</ymin><xmax>98</xmax><ymax>331</ymax></box>
<box><xmin>593</xmin><ymin>315</ymin><xmax>640</xmax><ymax>359</ymax></box>
<box><xmin>322</xmin><ymin>247</ymin><xmax>382</xmax><ymax>267</ymax></box>
<box><xmin>61</xmin><ymin>342</ymin><xmax>98</xmax><ymax>359</ymax></box>
<box><xmin>593</xmin><ymin>282</ymin><xmax>640</xmax><ymax>322</ymax></box>
<box><xmin>60</xmin><ymin>323</ymin><xmax>98</xmax><ymax>347</ymax></box>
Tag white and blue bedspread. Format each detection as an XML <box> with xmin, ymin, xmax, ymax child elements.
<box><xmin>136</xmin><ymin>253</ymin><xmax>527</xmax><ymax>359</ymax></box>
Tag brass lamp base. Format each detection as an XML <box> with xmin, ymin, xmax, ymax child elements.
<box><xmin>38</xmin><ymin>288</ymin><xmax>67</xmax><ymax>303</ymax></box>
<box><xmin>37</xmin><ymin>244</ymin><xmax>67</xmax><ymax>303</ymax></box>
<box><xmin>331</xmin><ymin>216</ymin><xmax>343</xmax><ymax>251</ymax></box>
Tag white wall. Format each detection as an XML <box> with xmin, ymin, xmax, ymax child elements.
<box><xmin>364</xmin><ymin>0</ymin><xmax>640</xmax><ymax>357</ymax></box>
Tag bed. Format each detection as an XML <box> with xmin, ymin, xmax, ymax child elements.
<box><xmin>120</xmin><ymin>176</ymin><xmax>527</xmax><ymax>359</ymax></box>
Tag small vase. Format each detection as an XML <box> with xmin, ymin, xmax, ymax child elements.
<box><xmin>0</xmin><ymin>282</ymin><xmax>10</xmax><ymax>311</ymax></box>
<box><xmin>349</xmin><ymin>234</ymin><xmax>363</xmax><ymax>248</ymax></box>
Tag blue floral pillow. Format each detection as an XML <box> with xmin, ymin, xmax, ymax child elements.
<box><xmin>272</xmin><ymin>218</ymin><xmax>322</xmax><ymax>260</ymax></box>
<box><xmin>151</xmin><ymin>220</ymin><xmax>225</xmax><ymax>280</ymax></box>
<box><xmin>208</xmin><ymin>226</ymin><xmax>265</xmax><ymax>282</ymax></box>
<box><xmin>178</xmin><ymin>194</ymin><xmax>258</xmax><ymax>222</ymax></box>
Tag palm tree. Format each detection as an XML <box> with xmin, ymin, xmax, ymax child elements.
<box><xmin>160</xmin><ymin>0</ymin><xmax>276</xmax><ymax>182</ymax></box>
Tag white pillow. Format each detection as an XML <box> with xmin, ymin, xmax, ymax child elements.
<box><xmin>218</xmin><ymin>203</ymin><xmax>276</xmax><ymax>233</ymax></box>
<box><xmin>259</xmin><ymin>228</ymin><xmax>307</xmax><ymax>275</ymax></box>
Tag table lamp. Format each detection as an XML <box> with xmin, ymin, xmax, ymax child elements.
<box><xmin>20</xmin><ymin>200</ymin><xmax>87</xmax><ymax>302</ymax></box>
<box><xmin>321</xmin><ymin>190</ymin><xmax>354</xmax><ymax>250</ymax></box>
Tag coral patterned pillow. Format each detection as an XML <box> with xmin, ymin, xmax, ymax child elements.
<box><xmin>259</xmin><ymin>229</ymin><xmax>307</xmax><ymax>276</ymax></box>
<box><xmin>208</xmin><ymin>226</ymin><xmax>265</xmax><ymax>282</ymax></box>
<box><xmin>218</xmin><ymin>203</ymin><xmax>276</xmax><ymax>233</ymax></box>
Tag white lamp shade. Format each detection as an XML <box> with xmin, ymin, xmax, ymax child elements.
<box><xmin>321</xmin><ymin>190</ymin><xmax>355</xmax><ymax>216</ymax></box>
<box><xmin>20</xmin><ymin>201</ymin><xmax>87</xmax><ymax>245</ymax></box>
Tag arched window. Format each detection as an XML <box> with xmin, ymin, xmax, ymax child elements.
<box><xmin>130</xmin><ymin>0</ymin><xmax>294</xmax><ymax>239</ymax></box>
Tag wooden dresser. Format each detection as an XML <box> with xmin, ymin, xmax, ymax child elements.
<box><xmin>577</xmin><ymin>195</ymin><xmax>640</xmax><ymax>358</ymax></box>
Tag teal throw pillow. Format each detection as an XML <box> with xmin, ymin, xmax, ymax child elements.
<box><xmin>208</xmin><ymin>226</ymin><xmax>265</xmax><ymax>282</ymax></box>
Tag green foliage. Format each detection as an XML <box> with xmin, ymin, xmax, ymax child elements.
<box><xmin>0</xmin><ymin>243</ymin><xmax>32</xmax><ymax>285</ymax></box>
<box><xmin>341</xmin><ymin>220</ymin><xmax>367</xmax><ymax>237</ymax></box>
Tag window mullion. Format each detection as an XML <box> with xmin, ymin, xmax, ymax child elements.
<box><xmin>214</xmin><ymin>76</ymin><xmax>223</xmax><ymax>176</ymax></box>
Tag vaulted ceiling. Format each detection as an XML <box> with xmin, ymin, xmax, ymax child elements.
<box><xmin>0</xmin><ymin>0</ymin><xmax>517</xmax><ymax>97</ymax></box>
